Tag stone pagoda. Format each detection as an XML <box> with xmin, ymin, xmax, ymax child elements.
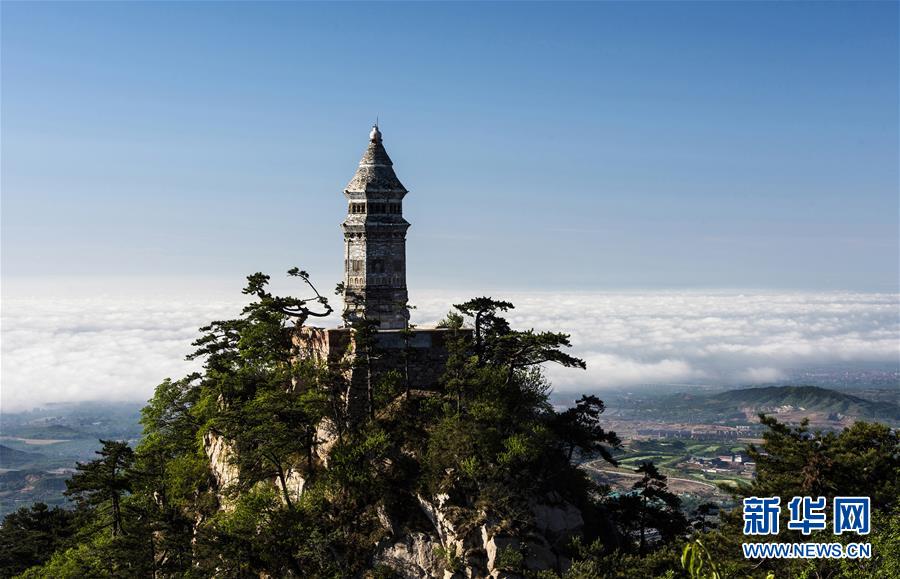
<box><xmin>293</xmin><ymin>125</ymin><xmax>466</xmax><ymax>405</ymax></box>
<box><xmin>341</xmin><ymin>124</ymin><xmax>410</xmax><ymax>329</ymax></box>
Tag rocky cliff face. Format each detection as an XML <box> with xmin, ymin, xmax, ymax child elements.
<box><xmin>375</xmin><ymin>532</ymin><xmax>443</xmax><ymax>578</ymax></box>
<box><xmin>373</xmin><ymin>493</ymin><xmax>582</xmax><ymax>578</ymax></box>
<box><xmin>205</xmin><ymin>420</ymin><xmax>580</xmax><ymax>577</ymax></box>
<box><xmin>205</xmin><ymin>431</ymin><xmax>306</xmax><ymax>509</ymax></box>
<box><xmin>204</xmin><ymin>431</ymin><xmax>239</xmax><ymax>509</ymax></box>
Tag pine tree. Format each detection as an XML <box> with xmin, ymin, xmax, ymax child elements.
<box><xmin>0</xmin><ymin>503</ymin><xmax>75</xmax><ymax>577</ymax></box>
<box><xmin>64</xmin><ymin>439</ymin><xmax>135</xmax><ymax>538</ymax></box>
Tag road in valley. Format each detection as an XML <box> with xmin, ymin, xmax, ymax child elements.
<box><xmin>581</xmin><ymin>460</ymin><xmax>718</xmax><ymax>490</ymax></box>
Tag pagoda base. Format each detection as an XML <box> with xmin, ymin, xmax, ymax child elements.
<box><xmin>293</xmin><ymin>326</ymin><xmax>470</xmax><ymax>418</ymax></box>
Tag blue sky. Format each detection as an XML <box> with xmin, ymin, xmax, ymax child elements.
<box><xmin>3</xmin><ymin>1</ymin><xmax>898</xmax><ymax>292</ymax></box>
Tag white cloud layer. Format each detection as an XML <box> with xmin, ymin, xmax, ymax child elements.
<box><xmin>2</xmin><ymin>288</ymin><xmax>898</xmax><ymax>411</ymax></box>
<box><xmin>409</xmin><ymin>291</ymin><xmax>900</xmax><ymax>393</ymax></box>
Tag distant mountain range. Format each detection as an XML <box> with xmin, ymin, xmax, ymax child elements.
<box><xmin>659</xmin><ymin>385</ymin><xmax>900</xmax><ymax>424</ymax></box>
<box><xmin>711</xmin><ymin>385</ymin><xmax>898</xmax><ymax>418</ymax></box>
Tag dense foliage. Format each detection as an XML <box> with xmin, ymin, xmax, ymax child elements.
<box><xmin>0</xmin><ymin>503</ymin><xmax>75</xmax><ymax>577</ymax></box>
<box><xmin>691</xmin><ymin>416</ymin><xmax>900</xmax><ymax>579</ymax></box>
<box><xmin>2</xmin><ymin>271</ymin><xmax>898</xmax><ymax>578</ymax></box>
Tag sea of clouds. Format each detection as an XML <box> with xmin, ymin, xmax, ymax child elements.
<box><xmin>2</xmin><ymin>288</ymin><xmax>898</xmax><ymax>411</ymax></box>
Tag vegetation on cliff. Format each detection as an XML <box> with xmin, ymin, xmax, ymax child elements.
<box><xmin>2</xmin><ymin>271</ymin><xmax>898</xmax><ymax>578</ymax></box>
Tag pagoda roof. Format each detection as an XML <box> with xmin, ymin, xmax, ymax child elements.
<box><xmin>345</xmin><ymin>126</ymin><xmax>408</xmax><ymax>194</ymax></box>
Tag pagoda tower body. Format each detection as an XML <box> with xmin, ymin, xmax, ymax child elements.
<box><xmin>341</xmin><ymin>125</ymin><xmax>410</xmax><ymax>329</ymax></box>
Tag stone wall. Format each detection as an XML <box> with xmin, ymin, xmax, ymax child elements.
<box><xmin>293</xmin><ymin>325</ymin><xmax>471</xmax><ymax>422</ymax></box>
<box><xmin>293</xmin><ymin>325</ymin><xmax>470</xmax><ymax>394</ymax></box>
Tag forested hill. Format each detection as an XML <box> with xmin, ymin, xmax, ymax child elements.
<box><xmin>710</xmin><ymin>386</ymin><xmax>900</xmax><ymax>420</ymax></box>
<box><xmin>663</xmin><ymin>385</ymin><xmax>900</xmax><ymax>424</ymax></box>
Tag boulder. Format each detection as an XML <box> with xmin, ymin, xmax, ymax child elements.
<box><xmin>375</xmin><ymin>532</ymin><xmax>443</xmax><ymax>579</ymax></box>
<box><xmin>481</xmin><ymin>526</ymin><xmax>520</xmax><ymax>572</ymax></box>
<box><xmin>531</xmin><ymin>499</ymin><xmax>583</xmax><ymax>545</ymax></box>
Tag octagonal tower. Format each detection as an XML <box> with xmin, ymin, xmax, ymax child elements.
<box><xmin>341</xmin><ymin>125</ymin><xmax>411</xmax><ymax>329</ymax></box>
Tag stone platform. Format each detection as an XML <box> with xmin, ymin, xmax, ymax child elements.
<box><xmin>293</xmin><ymin>326</ymin><xmax>470</xmax><ymax>393</ymax></box>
